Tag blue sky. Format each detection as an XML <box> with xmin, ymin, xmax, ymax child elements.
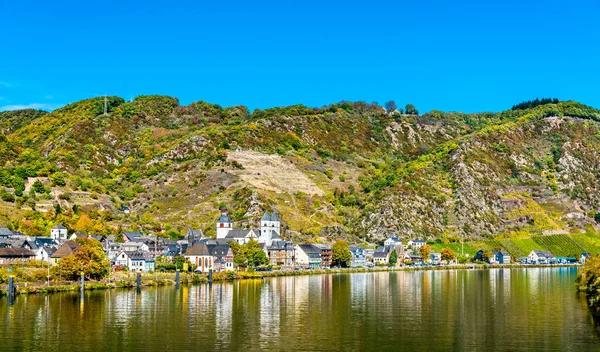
<box><xmin>1</xmin><ymin>0</ymin><xmax>599</xmax><ymax>113</ymax></box>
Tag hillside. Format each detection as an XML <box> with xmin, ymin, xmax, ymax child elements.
<box><xmin>0</xmin><ymin>96</ymin><xmax>599</xmax><ymax>249</ymax></box>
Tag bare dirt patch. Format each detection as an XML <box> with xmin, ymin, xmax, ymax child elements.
<box><xmin>227</xmin><ymin>151</ymin><xmax>325</xmax><ymax>196</ymax></box>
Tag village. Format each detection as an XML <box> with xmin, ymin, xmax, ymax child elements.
<box><xmin>0</xmin><ymin>206</ymin><xmax>590</xmax><ymax>277</ymax></box>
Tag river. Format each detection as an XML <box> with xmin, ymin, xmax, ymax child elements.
<box><xmin>1</xmin><ymin>267</ymin><xmax>599</xmax><ymax>351</ymax></box>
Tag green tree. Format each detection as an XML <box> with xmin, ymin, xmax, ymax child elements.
<box><xmin>332</xmin><ymin>240</ymin><xmax>352</xmax><ymax>267</ymax></box>
<box><xmin>389</xmin><ymin>249</ymin><xmax>398</xmax><ymax>266</ymax></box>
<box><xmin>405</xmin><ymin>104</ymin><xmax>419</xmax><ymax>115</ymax></box>
<box><xmin>247</xmin><ymin>239</ymin><xmax>269</xmax><ymax>267</ymax></box>
<box><xmin>32</xmin><ymin>180</ymin><xmax>46</xmax><ymax>193</ymax></box>
<box><xmin>595</xmin><ymin>212</ymin><xmax>600</xmax><ymax>223</ymax></box>
<box><xmin>441</xmin><ymin>247</ymin><xmax>457</xmax><ymax>262</ymax></box>
<box><xmin>50</xmin><ymin>172</ymin><xmax>67</xmax><ymax>187</ymax></box>
<box><xmin>419</xmin><ymin>244</ymin><xmax>431</xmax><ymax>261</ymax></box>
<box><xmin>230</xmin><ymin>240</ymin><xmax>268</xmax><ymax>268</ymax></box>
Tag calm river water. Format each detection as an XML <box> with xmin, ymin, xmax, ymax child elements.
<box><xmin>1</xmin><ymin>267</ymin><xmax>599</xmax><ymax>351</ymax></box>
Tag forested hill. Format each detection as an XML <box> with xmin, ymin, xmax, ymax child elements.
<box><xmin>1</xmin><ymin>96</ymin><xmax>599</xmax><ymax>245</ymax></box>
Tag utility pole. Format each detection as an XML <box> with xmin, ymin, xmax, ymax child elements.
<box><xmin>103</xmin><ymin>95</ymin><xmax>108</xmax><ymax>115</ymax></box>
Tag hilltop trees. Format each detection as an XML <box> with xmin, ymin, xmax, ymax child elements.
<box><xmin>511</xmin><ymin>98</ymin><xmax>559</xmax><ymax>111</ymax></box>
<box><xmin>405</xmin><ymin>104</ymin><xmax>418</xmax><ymax>115</ymax></box>
<box><xmin>384</xmin><ymin>100</ymin><xmax>397</xmax><ymax>113</ymax></box>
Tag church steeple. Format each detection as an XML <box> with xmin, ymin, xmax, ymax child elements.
<box><xmin>216</xmin><ymin>206</ymin><xmax>232</xmax><ymax>239</ymax></box>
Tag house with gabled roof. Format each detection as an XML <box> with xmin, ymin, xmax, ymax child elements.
<box><xmin>408</xmin><ymin>240</ymin><xmax>426</xmax><ymax>250</ymax></box>
<box><xmin>295</xmin><ymin>244</ymin><xmax>322</xmax><ymax>269</ymax></box>
<box><xmin>528</xmin><ymin>250</ymin><xmax>555</xmax><ymax>264</ymax></box>
<box><xmin>128</xmin><ymin>251</ymin><xmax>155</xmax><ymax>272</ymax></box>
<box><xmin>268</xmin><ymin>240</ymin><xmax>295</xmax><ymax>267</ymax></box>
<box><xmin>494</xmin><ymin>249</ymin><xmax>511</xmax><ymax>264</ymax></box>
<box><xmin>349</xmin><ymin>246</ymin><xmax>367</xmax><ymax>268</ymax></box>
<box><xmin>50</xmin><ymin>240</ymin><xmax>80</xmax><ymax>264</ymax></box>
<box><xmin>225</xmin><ymin>229</ymin><xmax>259</xmax><ymax>244</ymax></box>
<box><xmin>384</xmin><ymin>237</ymin><xmax>402</xmax><ymax>247</ymax></box>
<box><xmin>123</xmin><ymin>232</ymin><xmax>143</xmax><ymax>242</ymax></box>
<box><xmin>0</xmin><ymin>227</ymin><xmax>14</xmax><ymax>238</ymax></box>
<box><xmin>0</xmin><ymin>248</ymin><xmax>36</xmax><ymax>264</ymax></box>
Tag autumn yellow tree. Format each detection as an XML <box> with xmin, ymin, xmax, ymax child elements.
<box><xmin>74</xmin><ymin>214</ymin><xmax>94</xmax><ymax>234</ymax></box>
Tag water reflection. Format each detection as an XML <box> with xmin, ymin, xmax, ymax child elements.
<box><xmin>1</xmin><ymin>268</ymin><xmax>599</xmax><ymax>351</ymax></box>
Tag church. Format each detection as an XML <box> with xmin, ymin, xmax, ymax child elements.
<box><xmin>216</xmin><ymin>206</ymin><xmax>282</xmax><ymax>247</ymax></box>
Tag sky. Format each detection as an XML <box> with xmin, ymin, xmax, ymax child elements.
<box><xmin>0</xmin><ymin>0</ymin><xmax>599</xmax><ymax>113</ymax></box>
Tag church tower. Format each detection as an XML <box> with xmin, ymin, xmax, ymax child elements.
<box><xmin>216</xmin><ymin>206</ymin><xmax>232</xmax><ymax>239</ymax></box>
<box><xmin>260</xmin><ymin>210</ymin><xmax>281</xmax><ymax>246</ymax></box>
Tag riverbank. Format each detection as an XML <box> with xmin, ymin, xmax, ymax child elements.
<box><xmin>1</xmin><ymin>263</ymin><xmax>580</xmax><ymax>297</ymax></box>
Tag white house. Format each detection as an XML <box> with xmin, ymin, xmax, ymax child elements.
<box><xmin>295</xmin><ymin>244</ymin><xmax>322</xmax><ymax>269</ymax></box>
<box><xmin>349</xmin><ymin>246</ymin><xmax>367</xmax><ymax>268</ymax></box>
<box><xmin>115</xmin><ymin>251</ymin><xmax>131</xmax><ymax>268</ymax></box>
<box><xmin>373</xmin><ymin>251</ymin><xmax>391</xmax><ymax>265</ymax></box>
<box><xmin>528</xmin><ymin>250</ymin><xmax>555</xmax><ymax>264</ymax></box>
<box><xmin>50</xmin><ymin>224</ymin><xmax>68</xmax><ymax>241</ymax></box>
<box><xmin>384</xmin><ymin>237</ymin><xmax>402</xmax><ymax>247</ymax></box>
<box><xmin>408</xmin><ymin>240</ymin><xmax>426</xmax><ymax>250</ymax></box>
<box><xmin>115</xmin><ymin>251</ymin><xmax>155</xmax><ymax>272</ymax></box>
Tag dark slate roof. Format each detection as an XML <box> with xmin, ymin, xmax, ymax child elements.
<box><xmin>187</xmin><ymin>229</ymin><xmax>203</xmax><ymax>238</ymax></box>
<box><xmin>34</xmin><ymin>237</ymin><xmax>57</xmax><ymax>247</ymax></box>
<box><xmin>0</xmin><ymin>227</ymin><xmax>13</xmax><ymax>236</ymax></box>
<box><xmin>373</xmin><ymin>252</ymin><xmax>389</xmax><ymax>258</ymax></box>
<box><xmin>496</xmin><ymin>250</ymin><xmax>510</xmax><ymax>256</ymax></box>
<box><xmin>52</xmin><ymin>224</ymin><xmax>67</xmax><ymax>230</ymax></box>
<box><xmin>261</xmin><ymin>211</ymin><xmax>271</xmax><ymax>221</ymax></box>
<box><xmin>207</xmin><ymin>244</ymin><xmax>230</xmax><ymax>259</ymax></box>
<box><xmin>0</xmin><ymin>248</ymin><xmax>36</xmax><ymax>257</ymax></box>
<box><xmin>218</xmin><ymin>209</ymin><xmax>232</xmax><ymax>223</ymax></box>
<box><xmin>298</xmin><ymin>244</ymin><xmax>321</xmax><ymax>254</ymax></box>
<box><xmin>124</xmin><ymin>232</ymin><xmax>143</xmax><ymax>240</ymax></box>
<box><xmin>51</xmin><ymin>241</ymin><xmax>80</xmax><ymax>258</ymax></box>
<box><xmin>128</xmin><ymin>251</ymin><xmax>155</xmax><ymax>262</ymax></box>
<box><xmin>185</xmin><ymin>242</ymin><xmax>210</xmax><ymax>256</ymax></box>
<box><xmin>268</xmin><ymin>241</ymin><xmax>294</xmax><ymax>250</ymax></box>
<box><xmin>199</xmin><ymin>238</ymin><xmax>232</xmax><ymax>246</ymax></box>
<box><xmin>271</xmin><ymin>230</ymin><xmax>282</xmax><ymax>240</ymax></box>
<box><xmin>225</xmin><ymin>229</ymin><xmax>253</xmax><ymax>239</ymax></box>
<box><xmin>532</xmin><ymin>250</ymin><xmax>554</xmax><ymax>258</ymax></box>
<box><xmin>44</xmin><ymin>247</ymin><xmax>57</xmax><ymax>257</ymax></box>
<box><xmin>91</xmin><ymin>235</ymin><xmax>106</xmax><ymax>242</ymax></box>
<box><xmin>271</xmin><ymin>211</ymin><xmax>279</xmax><ymax>222</ymax></box>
